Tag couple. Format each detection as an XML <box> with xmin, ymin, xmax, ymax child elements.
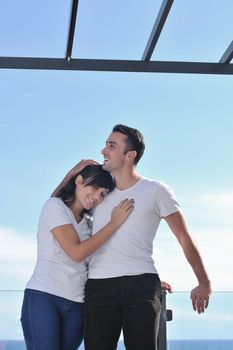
<box><xmin>21</xmin><ymin>124</ymin><xmax>211</xmax><ymax>350</ymax></box>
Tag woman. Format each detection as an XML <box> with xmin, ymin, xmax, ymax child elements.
<box><xmin>21</xmin><ymin>162</ymin><xmax>134</xmax><ymax>350</ymax></box>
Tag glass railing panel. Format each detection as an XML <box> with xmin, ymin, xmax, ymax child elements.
<box><xmin>166</xmin><ymin>291</ymin><xmax>233</xmax><ymax>350</ymax></box>
<box><xmin>0</xmin><ymin>291</ymin><xmax>24</xmax><ymax>339</ymax></box>
<box><xmin>0</xmin><ymin>290</ymin><xmax>232</xmax><ymax>350</ymax></box>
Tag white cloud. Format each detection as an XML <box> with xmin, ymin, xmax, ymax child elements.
<box><xmin>0</xmin><ymin>227</ymin><xmax>36</xmax><ymax>289</ymax></box>
<box><xmin>183</xmin><ymin>191</ymin><xmax>233</xmax><ymax>225</ymax></box>
<box><xmin>195</xmin><ymin>192</ymin><xmax>233</xmax><ymax>206</ymax></box>
<box><xmin>154</xmin><ymin>225</ymin><xmax>233</xmax><ymax>292</ymax></box>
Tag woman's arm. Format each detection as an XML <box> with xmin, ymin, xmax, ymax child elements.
<box><xmin>51</xmin><ymin>199</ymin><xmax>134</xmax><ymax>262</ymax></box>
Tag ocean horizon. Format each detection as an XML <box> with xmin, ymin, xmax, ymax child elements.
<box><xmin>1</xmin><ymin>339</ymin><xmax>233</xmax><ymax>350</ymax></box>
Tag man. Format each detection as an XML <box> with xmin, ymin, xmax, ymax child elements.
<box><xmin>54</xmin><ymin>124</ymin><xmax>211</xmax><ymax>350</ymax></box>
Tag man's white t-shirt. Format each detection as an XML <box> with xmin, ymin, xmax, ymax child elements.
<box><xmin>26</xmin><ymin>197</ymin><xmax>91</xmax><ymax>302</ymax></box>
<box><xmin>88</xmin><ymin>177</ymin><xmax>180</xmax><ymax>278</ymax></box>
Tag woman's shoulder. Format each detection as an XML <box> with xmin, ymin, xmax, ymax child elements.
<box><xmin>39</xmin><ymin>197</ymin><xmax>72</xmax><ymax>226</ymax></box>
<box><xmin>41</xmin><ymin>197</ymin><xmax>67</xmax><ymax>214</ymax></box>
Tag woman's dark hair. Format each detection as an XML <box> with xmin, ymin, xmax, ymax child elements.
<box><xmin>55</xmin><ymin>164</ymin><xmax>115</xmax><ymax>207</ymax></box>
<box><xmin>112</xmin><ymin>124</ymin><xmax>145</xmax><ymax>165</ymax></box>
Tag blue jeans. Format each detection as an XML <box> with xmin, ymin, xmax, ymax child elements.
<box><xmin>84</xmin><ymin>273</ymin><xmax>162</xmax><ymax>350</ymax></box>
<box><xmin>21</xmin><ymin>289</ymin><xmax>84</xmax><ymax>350</ymax></box>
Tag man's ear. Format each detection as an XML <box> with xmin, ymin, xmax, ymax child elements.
<box><xmin>127</xmin><ymin>150</ymin><xmax>137</xmax><ymax>162</ymax></box>
<box><xmin>75</xmin><ymin>175</ymin><xmax>83</xmax><ymax>185</ymax></box>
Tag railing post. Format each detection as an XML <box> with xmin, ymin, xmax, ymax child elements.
<box><xmin>157</xmin><ymin>289</ymin><xmax>173</xmax><ymax>350</ymax></box>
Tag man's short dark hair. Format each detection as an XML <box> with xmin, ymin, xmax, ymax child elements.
<box><xmin>112</xmin><ymin>124</ymin><xmax>145</xmax><ymax>165</ymax></box>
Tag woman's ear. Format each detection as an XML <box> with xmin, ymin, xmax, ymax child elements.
<box><xmin>75</xmin><ymin>175</ymin><xmax>83</xmax><ymax>185</ymax></box>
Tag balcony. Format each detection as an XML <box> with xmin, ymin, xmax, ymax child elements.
<box><xmin>0</xmin><ymin>290</ymin><xmax>232</xmax><ymax>350</ymax></box>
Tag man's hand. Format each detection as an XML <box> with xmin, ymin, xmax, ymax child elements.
<box><xmin>190</xmin><ymin>282</ymin><xmax>211</xmax><ymax>314</ymax></box>
<box><xmin>68</xmin><ymin>159</ymin><xmax>99</xmax><ymax>177</ymax></box>
<box><xmin>161</xmin><ymin>280</ymin><xmax>173</xmax><ymax>293</ymax></box>
<box><xmin>51</xmin><ymin>159</ymin><xmax>99</xmax><ymax>197</ymax></box>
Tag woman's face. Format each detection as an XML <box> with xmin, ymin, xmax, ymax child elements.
<box><xmin>76</xmin><ymin>178</ymin><xmax>109</xmax><ymax>210</ymax></box>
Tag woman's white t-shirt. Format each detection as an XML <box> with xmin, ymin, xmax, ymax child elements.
<box><xmin>26</xmin><ymin>197</ymin><xmax>91</xmax><ymax>302</ymax></box>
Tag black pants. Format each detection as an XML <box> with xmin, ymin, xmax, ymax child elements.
<box><xmin>84</xmin><ymin>273</ymin><xmax>162</xmax><ymax>350</ymax></box>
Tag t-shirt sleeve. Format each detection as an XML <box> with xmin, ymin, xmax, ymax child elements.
<box><xmin>40</xmin><ymin>198</ymin><xmax>72</xmax><ymax>231</ymax></box>
<box><xmin>155</xmin><ymin>182</ymin><xmax>180</xmax><ymax>218</ymax></box>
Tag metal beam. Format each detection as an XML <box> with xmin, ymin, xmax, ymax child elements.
<box><xmin>219</xmin><ymin>40</ymin><xmax>233</xmax><ymax>63</ymax></box>
<box><xmin>142</xmin><ymin>0</ymin><xmax>174</xmax><ymax>61</ymax></box>
<box><xmin>0</xmin><ymin>57</ymin><xmax>233</xmax><ymax>75</ymax></box>
<box><xmin>65</xmin><ymin>0</ymin><xmax>79</xmax><ymax>60</ymax></box>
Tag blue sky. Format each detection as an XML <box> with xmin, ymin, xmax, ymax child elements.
<box><xmin>0</xmin><ymin>0</ymin><xmax>233</xmax><ymax>297</ymax></box>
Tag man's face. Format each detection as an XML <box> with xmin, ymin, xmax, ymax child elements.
<box><xmin>101</xmin><ymin>132</ymin><xmax>128</xmax><ymax>173</ymax></box>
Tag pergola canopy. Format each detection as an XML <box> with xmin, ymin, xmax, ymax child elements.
<box><xmin>0</xmin><ymin>0</ymin><xmax>232</xmax><ymax>74</ymax></box>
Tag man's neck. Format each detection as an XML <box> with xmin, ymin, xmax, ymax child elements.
<box><xmin>113</xmin><ymin>169</ymin><xmax>141</xmax><ymax>191</ymax></box>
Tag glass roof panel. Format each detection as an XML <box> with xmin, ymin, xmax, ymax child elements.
<box><xmin>71</xmin><ymin>0</ymin><xmax>161</xmax><ymax>60</ymax></box>
<box><xmin>150</xmin><ymin>0</ymin><xmax>233</xmax><ymax>62</ymax></box>
<box><xmin>0</xmin><ymin>0</ymin><xmax>71</xmax><ymax>58</ymax></box>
